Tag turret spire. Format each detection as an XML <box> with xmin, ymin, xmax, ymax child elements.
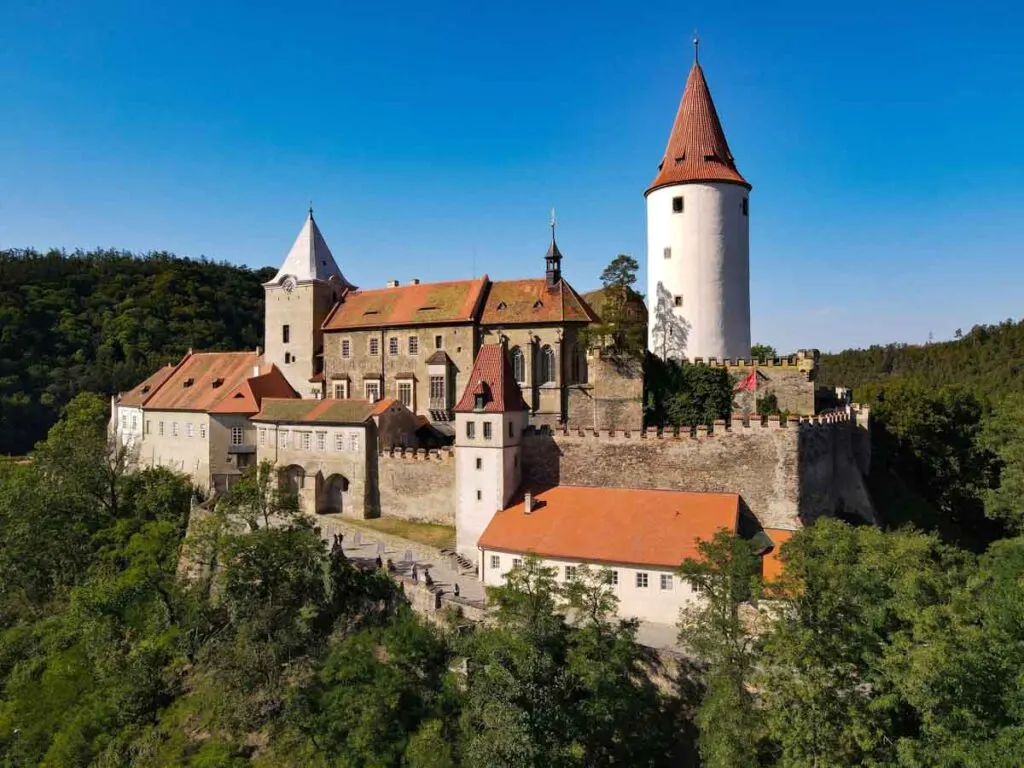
<box><xmin>646</xmin><ymin>49</ymin><xmax>750</xmax><ymax>194</ymax></box>
<box><xmin>545</xmin><ymin>207</ymin><xmax>562</xmax><ymax>288</ymax></box>
<box><xmin>693</xmin><ymin>30</ymin><xmax>699</xmax><ymax>63</ymax></box>
<box><xmin>266</xmin><ymin>209</ymin><xmax>356</xmax><ymax>289</ymax></box>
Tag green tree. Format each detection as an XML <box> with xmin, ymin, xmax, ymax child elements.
<box><xmin>980</xmin><ymin>393</ymin><xmax>1024</xmax><ymax>533</ymax></box>
<box><xmin>644</xmin><ymin>354</ymin><xmax>734</xmax><ymax>428</ymax></box>
<box><xmin>582</xmin><ymin>254</ymin><xmax>646</xmax><ymax>355</ymax></box>
<box><xmin>678</xmin><ymin>530</ymin><xmax>764</xmax><ymax>767</ymax></box>
<box><xmin>749</xmin><ymin>343</ymin><xmax>777</xmax><ymax>360</ymax></box>
<box><xmin>218</xmin><ymin>460</ymin><xmax>300</xmax><ymax>531</ymax></box>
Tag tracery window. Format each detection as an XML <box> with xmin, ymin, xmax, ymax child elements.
<box><xmin>510</xmin><ymin>346</ymin><xmax>525</xmax><ymax>383</ymax></box>
<box><xmin>539</xmin><ymin>345</ymin><xmax>556</xmax><ymax>384</ymax></box>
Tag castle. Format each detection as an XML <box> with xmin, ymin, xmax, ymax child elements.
<box><xmin>111</xmin><ymin>49</ymin><xmax>873</xmax><ymax>626</ymax></box>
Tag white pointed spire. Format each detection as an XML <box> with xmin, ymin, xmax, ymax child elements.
<box><xmin>268</xmin><ymin>209</ymin><xmax>355</xmax><ymax>288</ymax></box>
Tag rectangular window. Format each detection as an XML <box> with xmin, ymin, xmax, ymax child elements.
<box><xmin>663</xmin><ymin>247</ymin><xmax>671</xmax><ymax>259</ymax></box>
<box><xmin>476</xmin><ymin>490</ymin><xmax>482</xmax><ymax>501</ymax></box>
<box><xmin>186</xmin><ymin>423</ymin><xmax>194</xmax><ymax>438</ymax></box>
<box><xmin>398</xmin><ymin>381</ymin><xmax>413</xmax><ymax>408</ymax></box>
<box><xmin>674</xmin><ymin>295</ymin><xmax>683</xmax><ymax>307</ymax></box>
<box><xmin>281</xmin><ymin>430</ymin><xmax>289</xmax><ymax>448</ymax></box>
<box><xmin>120</xmin><ymin>414</ymin><xmax>127</xmax><ymax>431</ymax></box>
<box><xmin>316</xmin><ymin>431</ymin><xmax>326</xmax><ymax>451</ymax></box>
<box><xmin>475</xmin><ymin>457</ymin><xmax>482</xmax><ymax>470</ymax></box>
<box><xmin>434</xmin><ymin>334</ymin><xmax>443</xmax><ymax>349</ymax></box>
<box><xmin>199</xmin><ymin>423</ymin><xmax>206</xmax><ymax>439</ymax></box>
<box><xmin>466</xmin><ymin>421</ymin><xmax>475</xmax><ymax>439</ymax></box>
<box><xmin>743</xmin><ymin>197</ymin><xmax>749</xmax><ymax>216</ymax></box>
<box><xmin>490</xmin><ymin>555</ymin><xmax>500</xmax><ymax>570</ymax></box>
<box><xmin>349</xmin><ymin>432</ymin><xmax>359</xmax><ymax>452</ymax></box>
<box><xmin>564</xmin><ymin>566</ymin><xmax>577</xmax><ymax>582</ymax></box>
<box><xmin>388</xmin><ymin>336</ymin><xmax>399</xmax><ymax>356</ymax></box>
<box><xmin>282</xmin><ymin>325</ymin><xmax>290</xmax><ymax>343</ymax></box>
<box><xmin>660</xmin><ymin>574</ymin><xmax>674</xmax><ymax>591</ymax></box>
<box><xmin>365</xmin><ymin>380</ymin><xmax>381</xmax><ymax>402</ymax></box>
<box><xmin>408</xmin><ymin>336</ymin><xmax>419</xmax><ymax>355</ymax></box>
<box><xmin>636</xmin><ymin>572</ymin><xmax>649</xmax><ymax>589</ymax></box>
<box><xmin>341</xmin><ymin>339</ymin><xmax>351</xmax><ymax>358</ymax></box>
<box><xmin>259</xmin><ymin>429</ymin><xmax>266</xmax><ymax>447</ymax></box>
<box><xmin>429</xmin><ymin>375</ymin><xmax>445</xmax><ymax>408</ymax></box>
<box><xmin>368</xmin><ymin>337</ymin><xmax>379</xmax><ymax>356</ymax></box>
<box><xmin>159</xmin><ymin>421</ymin><xmax>165</xmax><ymax>436</ymax></box>
<box><xmin>508</xmin><ymin>421</ymin><xmax>514</xmax><ymax>438</ymax></box>
<box><xmin>512</xmin><ymin>558</ymin><xmax>522</xmax><ymax>570</ymax></box>
<box><xmin>302</xmin><ymin>432</ymin><xmax>311</xmax><ymax>451</ymax></box>
<box><xmin>335</xmin><ymin>432</ymin><xmax>345</xmax><ymax>451</ymax></box>
<box><xmin>672</xmin><ymin>196</ymin><xmax>684</xmax><ymax>213</ymax></box>
<box><xmin>131</xmin><ymin>414</ymin><xmax>137</xmax><ymax>431</ymax></box>
<box><xmin>483</xmin><ymin>422</ymin><xmax>492</xmax><ymax>440</ymax></box>
<box><xmin>145</xmin><ymin>419</ymin><xmax>151</xmax><ymax>435</ymax></box>
<box><xmin>333</xmin><ymin>382</ymin><xmax>346</xmax><ymax>399</ymax></box>
<box><xmin>605</xmin><ymin>570</ymin><xmax>619</xmax><ymax>586</ymax></box>
<box><xmin>230</xmin><ymin>426</ymin><xmax>243</xmax><ymax>446</ymax></box>
<box><xmin>172</xmin><ymin>422</ymin><xmax>178</xmax><ymax>437</ymax></box>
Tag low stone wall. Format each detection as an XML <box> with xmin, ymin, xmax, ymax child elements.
<box><xmin>374</xmin><ymin>448</ymin><xmax>456</xmax><ymax>524</ymax></box>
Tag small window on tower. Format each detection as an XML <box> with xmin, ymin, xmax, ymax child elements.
<box><xmin>282</xmin><ymin>325</ymin><xmax>290</xmax><ymax>344</ymax></box>
<box><xmin>663</xmin><ymin>247</ymin><xmax>671</xmax><ymax>259</ymax></box>
<box><xmin>674</xmin><ymin>296</ymin><xmax>683</xmax><ymax>307</ymax></box>
<box><xmin>743</xmin><ymin>198</ymin><xmax>749</xmax><ymax>216</ymax></box>
<box><xmin>672</xmin><ymin>196</ymin><xmax>684</xmax><ymax>213</ymax></box>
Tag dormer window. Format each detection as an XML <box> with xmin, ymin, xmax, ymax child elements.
<box><xmin>212</xmin><ymin>378</ymin><xmax>224</xmax><ymax>388</ymax></box>
<box><xmin>183</xmin><ymin>377</ymin><xmax>194</xmax><ymax>388</ymax></box>
<box><xmin>474</xmin><ymin>393</ymin><xmax>485</xmax><ymax>410</ymax></box>
<box><xmin>141</xmin><ymin>385</ymin><xmax>150</xmax><ymax>393</ymax></box>
<box><xmin>533</xmin><ymin>300</ymin><xmax>543</xmax><ymax>310</ymax></box>
<box><xmin>496</xmin><ymin>301</ymin><xmax>507</xmax><ymax>311</ymax></box>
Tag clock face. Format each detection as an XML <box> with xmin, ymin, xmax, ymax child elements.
<box><xmin>282</xmin><ymin>277</ymin><xmax>296</xmax><ymax>293</ymax></box>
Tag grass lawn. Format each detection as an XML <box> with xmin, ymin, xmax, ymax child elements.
<box><xmin>342</xmin><ymin>517</ymin><xmax>455</xmax><ymax>550</ymax></box>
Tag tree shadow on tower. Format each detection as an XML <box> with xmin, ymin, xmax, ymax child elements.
<box><xmin>650</xmin><ymin>281</ymin><xmax>691</xmax><ymax>361</ymax></box>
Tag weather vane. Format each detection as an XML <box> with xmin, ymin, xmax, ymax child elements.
<box><xmin>693</xmin><ymin>30</ymin><xmax>700</xmax><ymax>63</ymax></box>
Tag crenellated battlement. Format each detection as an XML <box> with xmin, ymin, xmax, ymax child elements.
<box><xmin>522</xmin><ymin>410</ymin><xmax>855</xmax><ymax>442</ymax></box>
<box><xmin>379</xmin><ymin>446</ymin><xmax>455</xmax><ymax>462</ymax></box>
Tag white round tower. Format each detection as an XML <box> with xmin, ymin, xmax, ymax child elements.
<box><xmin>646</xmin><ymin>47</ymin><xmax>751</xmax><ymax>362</ymax></box>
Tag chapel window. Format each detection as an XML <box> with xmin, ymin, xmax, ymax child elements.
<box><xmin>510</xmin><ymin>346</ymin><xmax>525</xmax><ymax>383</ymax></box>
<box><xmin>539</xmin><ymin>345</ymin><xmax>556</xmax><ymax>384</ymax></box>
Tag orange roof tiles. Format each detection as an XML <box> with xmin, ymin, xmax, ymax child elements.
<box><xmin>647</xmin><ymin>62</ymin><xmax>749</xmax><ymax>194</ymax></box>
<box><xmin>118</xmin><ymin>364</ymin><xmax>178</xmax><ymax>407</ymax></box>
<box><xmin>478</xmin><ymin>486</ymin><xmax>740</xmax><ymax>568</ymax></box>
<box><xmin>369</xmin><ymin>397</ymin><xmax>399</xmax><ymax>416</ymax></box>
<box><xmin>454</xmin><ymin>344</ymin><xmax>528</xmax><ymax>413</ymax></box>
<box><xmin>761</xmin><ymin>528</ymin><xmax>794</xmax><ymax>582</ymax></box>
<box><xmin>322</xmin><ymin>277</ymin><xmax>488</xmax><ymax>330</ymax></box>
<box><xmin>479</xmin><ymin>279</ymin><xmax>598</xmax><ymax>325</ymax></box>
<box><xmin>209</xmin><ymin>365</ymin><xmax>298</xmax><ymax>415</ymax></box>
<box><xmin>143</xmin><ymin>352</ymin><xmax>266</xmax><ymax>412</ymax></box>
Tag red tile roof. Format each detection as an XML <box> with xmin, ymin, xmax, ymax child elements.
<box><xmin>322</xmin><ymin>277</ymin><xmax>489</xmax><ymax>330</ymax></box>
<box><xmin>143</xmin><ymin>352</ymin><xmax>268</xmax><ymax>412</ymax></box>
<box><xmin>478</xmin><ymin>486</ymin><xmax>740</xmax><ymax>568</ymax></box>
<box><xmin>647</xmin><ymin>62</ymin><xmax>749</xmax><ymax>194</ymax></box>
<box><xmin>118</xmin><ymin>363</ymin><xmax>178</xmax><ymax>407</ymax></box>
<box><xmin>479</xmin><ymin>279</ymin><xmax>598</xmax><ymax>325</ymax></box>
<box><xmin>209</xmin><ymin>365</ymin><xmax>298</xmax><ymax>415</ymax></box>
<box><xmin>454</xmin><ymin>344</ymin><xmax>528</xmax><ymax>413</ymax></box>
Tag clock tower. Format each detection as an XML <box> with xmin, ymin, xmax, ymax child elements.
<box><xmin>264</xmin><ymin>209</ymin><xmax>355</xmax><ymax>397</ymax></box>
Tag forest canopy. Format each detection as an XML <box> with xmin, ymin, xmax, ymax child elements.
<box><xmin>0</xmin><ymin>248</ymin><xmax>272</xmax><ymax>455</ymax></box>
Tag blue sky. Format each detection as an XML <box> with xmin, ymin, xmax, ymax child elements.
<box><xmin>1</xmin><ymin>0</ymin><xmax>1022</xmax><ymax>353</ymax></box>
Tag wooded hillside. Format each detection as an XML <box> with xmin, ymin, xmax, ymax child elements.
<box><xmin>0</xmin><ymin>249</ymin><xmax>272</xmax><ymax>455</ymax></box>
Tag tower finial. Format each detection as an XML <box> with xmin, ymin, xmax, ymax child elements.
<box><xmin>693</xmin><ymin>30</ymin><xmax>700</xmax><ymax>63</ymax></box>
<box><xmin>550</xmin><ymin>207</ymin><xmax>556</xmax><ymax>242</ymax></box>
<box><xmin>308</xmin><ymin>200</ymin><xmax>314</xmax><ymax>219</ymax></box>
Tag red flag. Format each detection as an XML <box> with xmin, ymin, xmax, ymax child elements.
<box><xmin>733</xmin><ymin>369</ymin><xmax>758</xmax><ymax>393</ymax></box>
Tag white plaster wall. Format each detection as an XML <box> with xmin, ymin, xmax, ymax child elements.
<box><xmin>481</xmin><ymin>550</ymin><xmax>700</xmax><ymax>625</ymax></box>
<box><xmin>136</xmin><ymin>410</ymin><xmax>212</xmax><ymax>487</ymax></box>
<box><xmin>114</xmin><ymin>405</ymin><xmax>144</xmax><ymax>448</ymax></box>
<box><xmin>455</xmin><ymin>411</ymin><xmax>526</xmax><ymax>559</ymax></box>
<box><xmin>646</xmin><ymin>182</ymin><xmax>750</xmax><ymax>362</ymax></box>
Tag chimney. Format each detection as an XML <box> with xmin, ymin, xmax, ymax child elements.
<box><xmin>255</xmin><ymin>345</ymin><xmax>262</xmax><ymax>357</ymax></box>
<box><xmin>410</xmin><ymin>278</ymin><xmax>420</xmax><ymax>285</ymax></box>
<box><xmin>524</xmin><ymin>492</ymin><xmax>533</xmax><ymax>514</ymax></box>
<box><xmin>386</xmin><ymin>279</ymin><xmax>400</xmax><ymax>288</ymax></box>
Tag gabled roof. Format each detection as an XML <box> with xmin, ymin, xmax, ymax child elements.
<box><xmin>209</xmin><ymin>365</ymin><xmax>298</xmax><ymax>415</ymax></box>
<box><xmin>454</xmin><ymin>344</ymin><xmax>528</xmax><ymax>413</ymax></box>
<box><xmin>253</xmin><ymin>397</ymin><xmax>381</xmax><ymax>424</ymax></box>
<box><xmin>143</xmin><ymin>352</ymin><xmax>265</xmax><ymax>412</ymax></box>
<box><xmin>478</xmin><ymin>486</ymin><xmax>740</xmax><ymax>568</ymax></box>
<box><xmin>647</xmin><ymin>62</ymin><xmax>749</xmax><ymax>194</ymax></box>
<box><xmin>479</xmin><ymin>279</ymin><xmax>598</xmax><ymax>325</ymax></box>
<box><xmin>118</xmin><ymin>363</ymin><xmax>178</xmax><ymax>407</ymax></box>
<box><xmin>322</xmin><ymin>277</ymin><xmax>489</xmax><ymax>330</ymax></box>
<box><xmin>267</xmin><ymin>210</ymin><xmax>355</xmax><ymax>288</ymax></box>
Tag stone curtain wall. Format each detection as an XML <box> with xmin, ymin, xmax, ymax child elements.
<box><xmin>375</xmin><ymin>448</ymin><xmax>456</xmax><ymax>525</ymax></box>
<box><xmin>695</xmin><ymin>353</ymin><xmax>818</xmax><ymax>416</ymax></box>
<box><xmin>521</xmin><ymin>413</ymin><xmax>872</xmax><ymax>531</ymax></box>
<box><xmin>565</xmin><ymin>352</ymin><xmax>644</xmax><ymax>433</ymax></box>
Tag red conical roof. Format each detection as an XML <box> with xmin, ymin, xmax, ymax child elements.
<box><xmin>646</xmin><ymin>62</ymin><xmax>749</xmax><ymax>194</ymax></box>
